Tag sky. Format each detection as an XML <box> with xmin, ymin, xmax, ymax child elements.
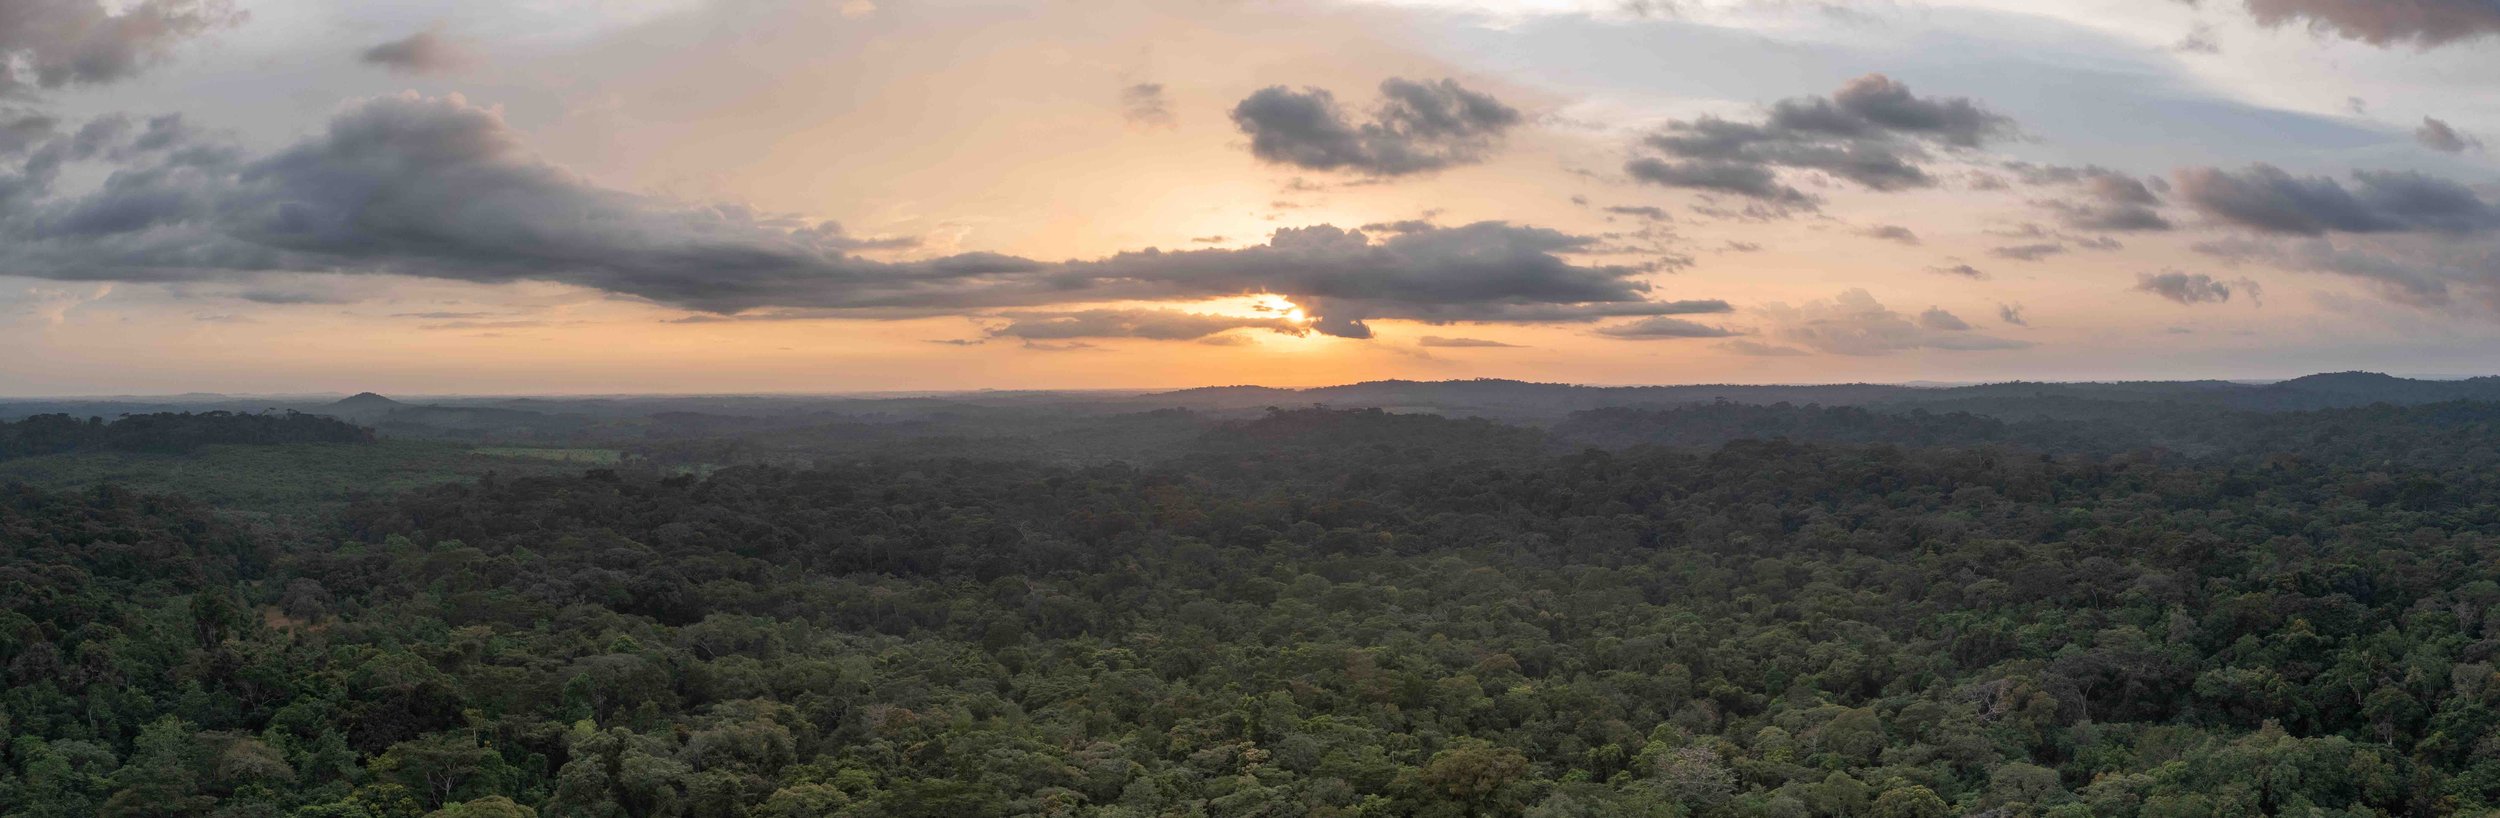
<box><xmin>6</xmin><ymin>0</ymin><xmax>2500</xmax><ymax>395</ymax></box>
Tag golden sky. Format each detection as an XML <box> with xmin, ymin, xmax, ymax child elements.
<box><xmin>4</xmin><ymin>0</ymin><xmax>2500</xmax><ymax>394</ymax></box>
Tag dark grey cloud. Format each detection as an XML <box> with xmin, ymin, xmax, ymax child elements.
<box><xmin>0</xmin><ymin>94</ymin><xmax>1717</xmax><ymax>341</ymax></box>
<box><xmin>1860</xmin><ymin>224</ymin><xmax>1920</xmax><ymax>244</ymax></box>
<box><xmin>234</xmin><ymin>288</ymin><xmax>358</xmax><ymax>305</ymax></box>
<box><xmin>985</xmin><ymin>309</ymin><xmax>1302</xmax><ymax>341</ymax></box>
<box><xmin>2416</xmin><ymin>116</ymin><xmax>2481</xmax><ymax>153</ymax></box>
<box><xmin>1594</xmin><ymin>315</ymin><xmax>1739</xmax><ymax>339</ymax></box>
<box><xmin>1624</xmin><ymin>74</ymin><xmax>2012</xmax><ymax>209</ymax></box>
<box><xmin>1</xmin><ymin>110</ymin><xmax>55</xmax><ymax>156</ymax></box>
<box><xmin>1997</xmin><ymin>303</ymin><xmax>2027</xmax><ymax>326</ymax></box>
<box><xmin>2195</xmin><ymin>235</ymin><xmax>2490</xmax><ymax>310</ymax></box>
<box><xmin>2175</xmin><ymin>164</ymin><xmax>2500</xmax><ymax>235</ymax></box>
<box><xmin>1120</xmin><ymin>82</ymin><xmax>1174</xmax><ymax>129</ymax></box>
<box><xmin>2134</xmin><ymin>270</ymin><xmax>2243</xmax><ymax>305</ymax></box>
<box><xmin>2012</xmin><ymin>163</ymin><xmax>2174</xmax><ymax>232</ymax></box>
<box><xmin>1990</xmin><ymin>243</ymin><xmax>2066</xmax><ymax>261</ymax></box>
<box><xmin>1417</xmin><ymin>335</ymin><xmax>1522</xmax><ymax>348</ymax></box>
<box><xmin>1602</xmin><ymin>205</ymin><xmax>1672</xmax><ymax>221</ymax></box>
<box><xmin>2050</xmin><ymin>201</ymin><xmax>2172</xmax><ymax>232</ymax></box>
<box><xmin>0</xmin><ymin>0</ymin><xmax>242</xmax><ymax>93</ymax></box>
<box><xmin>359</xmin><ymin>30</ymin><xmax>470</xmax><ymax>75</ymax></box>
<box><xmin>2224</xmin><ymin>0</ymin><xmax>2500</xmax><ymax>48</ymax></box>
<box><xmin>1230</xmin><ymin>77</ymin><xmax>1521</xmax><ymax>177</ymax></box>
<box><xmin>1929</xmin><ymin>263</ymin><xmax>1988</xmax><ymax>278</ymax></box>
<box><xmin>1625</xmin><ymin>156</ymin><xmax>1812</xmax><ymax>206</ymax></box>
<box><xmin>1789</xmin><ymin>74</ymin><xmax>2012</xmax><ymax>147</ymax></box>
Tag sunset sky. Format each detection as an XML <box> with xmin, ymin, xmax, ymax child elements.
<box><xmin>7</xmin><ymin>0</ymin><xmax>2500</xmax><ymax>394</ymax></box>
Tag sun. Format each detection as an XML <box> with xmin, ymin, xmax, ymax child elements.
<box><xmin>1245</xmin><ymin>294</ymin><xmax>1310</xmax><ymax>324</ymax></box>
<box><xmin>1171</xmin><ymin>293</ymin><xmax>1313</xmax><ymax>326</ymax></box>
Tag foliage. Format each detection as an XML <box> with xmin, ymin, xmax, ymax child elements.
<box><xmin>0</xmin><ymin>412</ymin><xmax>372</xmax><ymax>460</ymax></box>
<box><xmin>11</xmin><ymin>407</ymin><xmax>2500</xmax><ymax>815</ymax></box>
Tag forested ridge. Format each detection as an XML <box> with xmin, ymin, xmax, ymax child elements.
<box><xmin>0</xmin><ymin>412</ymin><xmax>374</xmax><ymax>461</ymax></box>
<box><xmin>10</xmin><ymin>406</ymin><xmax>2500</xmax><ymax>818</ymax></box>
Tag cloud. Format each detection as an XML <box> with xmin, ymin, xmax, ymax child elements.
<box><xmin>1623</xmin><ymin>74</ymin><xmax>2012</xmax><ymax>208</ymax></box>
<box><xmin>2223</xmin><ymin>0</ymin><xmax>2500</xmax><ymax>48</ymax></box>
<box><xmin>1722</xmin><ymin>339</ymin><xmax>1809</xmax><ymax>356</ymax></box>
<box><xmin>1997</xmin><ymin>302</ymin><xmax>2028</xmax><ymax>326</ymax></box>
<box><xmin>1625</xmin><ymin>156</ymin><xmax>1813</xmax><ymax>206</ymax></box>
<box><xmin>1</xmin><ymin>110</ymin><xmax>56</xmax><ymax>156</ymax></box>
<box><xmin>2416</xmin><ymin>116</ymin><xmax>2481</xmax><ymax>153</ymax></box>
<box><xmin>1594</xmin><ymin>315</ymin><xmax>1739</xmax><ymax>339</ymax></box>
<box><xmin>2014</xmin><ymin>163</ymin><xmax>2174</xmax><ymax>232</ymax></box>
<box><xmin>2175</xmin><ymin>22</ymin><xmax>2222</xmax><ymax>53</ymax></box>
<box><xmin>1602</xmin><ymin>205</ymin><xmax>1672</xmax><ymax>221</ymax></box>
<box><xmin>2195</xmin><ymin>235</ymin><xmax>2497</xmax><ymax>311</ymax></box>
<box><xmin>1358</xmin><ymin>219</ymin><xmax>1436</xmax><ymax>234</ymax></box>
<box><xmin>1929</xmin><ymin>263</ymin><xmax>1988</xmax><ymax>278</ymax></box>
<box><xmin>984</xmin><ymin>308</ymin><xmax>1304</xmax><ymax>341</ymax></box>
<box><xmin>1752</xmin><ymin>288</ymin><xmax>2029</xmax><ymax>355</ymax></box>
<box><xmin>235</xmin><ymin>288</ymin><xmax>357</xmax><ymax>305</ymax></box>
<box><xmin>1989</xmin><ymin>243</ymin><xmax>2066</xmax><ymax>261</ymax></box>
<box><xmin>9</xmin><ymin>283</ymin><xmax>111</xmax><ymax>325</ymax></box>
<box><xmin>1120</xmin><ymin>82</ymin><xmax>1174</xmax><ymax>129</ymax></box>
<box><xmin>1860</xmin><ymin>224</ymin><xmax>1921</xmax><ymax>244</ymax></box>
<box><xmin>359</xmin><ymin>30</ymin><xmax>470</xmax><ymax>74</ymax></box>
<box><xmin>1230</xmin><ymin>77</ymin><xmax>1521</xmax><ymax>177</ymax></box>
<box><xmin>1417</xmin><ymin>335</ymin><xmax>1522</xmax><ymax>347</ymax></box>
<box><xmin>2175</xmin><ymin>164</ymin><xmax>2500</xmax><ymax>235</ymax></box>
<box><xmin>2133</xmin><ymin>270</ymin><xmax>2246</xmax><ymax>305</ymax></box>
<box><xmin>0</xmin><ymin>0</ymin><xmax>243</xmax><ymax>94</ymax></box>
<box><xmin>1916</xmin><ymin>306</ymin><xmax>1972</xmax><ymax>330</ymax></box>
<box><xmin>0</xmin><ymin>94</ymin><xmax>1720</xmax><ymax>341</ymax></box>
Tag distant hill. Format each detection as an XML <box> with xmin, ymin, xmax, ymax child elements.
<box><xmin>1139</xmin><ymin>372</ymin><xmax>2500</xmax><ymax>418</ymax></box>
<box><xmin>329</xmin><ymin>392</ymin><xmax>404</xmax><ymax>411</ymax></box>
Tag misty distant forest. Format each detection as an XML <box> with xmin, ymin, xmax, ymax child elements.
<box><xmin>11</xmin><ymin>372</ymin><xmax>2500</xmax><ymax>817</ymax></box>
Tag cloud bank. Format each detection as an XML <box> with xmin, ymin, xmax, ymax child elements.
<box><xmin>1625</xmin><ymin>74</ymin><xmax>2013</xmax><ymax>209</ymax></box>
<box><xmin>2176</xmin><ymin>164</ymin><xmax>2498</xmax><ymax>235</ymax></box>
<box><xmin>1</xmin><ymin>0</ymin><xmax>243</xmax><ymax>94</ymax></box>
<box><xmin>2228</xmin><ymin>0</ymin><xmax>2500</xmax><ymax>48</ymax></box>
<box><xmin>1747</xmin><ymin>289</ymin><xmax>2028</xmax><ymax>355</ymax></box>
<box><xmin>0</xmin><ymin>94</ymin><xmax>1717</xmax><ymax>341</ymax></box>
<box><xmin>1230</xmin><ymin>78</ymin><xmax>1521</xmax><ymax>177</ymax></box>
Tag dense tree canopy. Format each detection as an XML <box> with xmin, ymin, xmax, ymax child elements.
<box><xmin>0</xmin><ymin>412</ymin><xmax>373</xmax><ymax>461</ymax></box>
<box><xmin>7</xmin><ymin>405</ymin><xmax>2500</xmax><ymax>816</ymax></box>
